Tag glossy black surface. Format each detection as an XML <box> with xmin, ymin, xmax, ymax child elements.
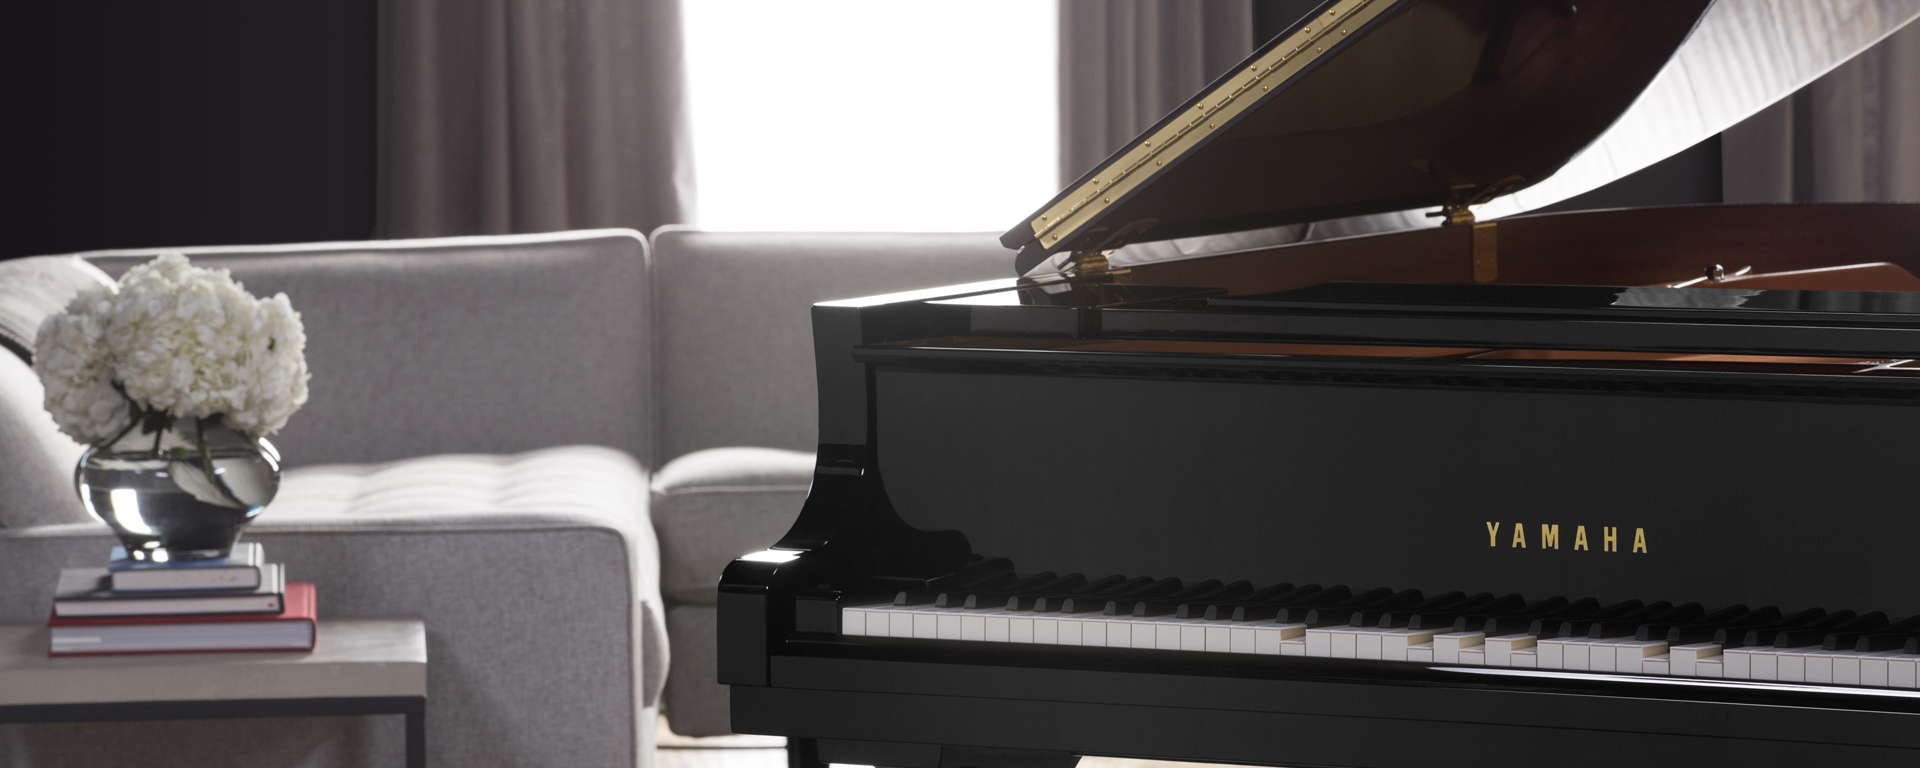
<box><xmin>1217</xmin><ymin>281</ymin><xmax>1920</xmax><ymax>322</ymax></box>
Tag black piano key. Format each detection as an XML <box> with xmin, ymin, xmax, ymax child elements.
<box><xmin>1447</xmin><ymin>596</ymin><xmax>1563</xmax><ymax>633</ymax></box>
<box><xmin>913</xmin><ymin>569</ymin><xmax>1022</xmax><ymax>607</ymax></box>
<box><xmin>1588</xmin><ymin>602</ymin><xmax>1704</xmax><ymax>639</ymax></box>
<box><xmin>1778</xmin><ymin>611</ymin><xmax>1887</xmax><ymax>648</ymax></box>
<box><xmin>1846</xmin><ymin>615</ymin><xmax>1920</xmax><ymax>651</ymax></box>
<box><xmin>1030</xmin><ymin>575</ymin><xmax>1139</xmax><ymax>613</ymax></box>
<box><xmin>1177</xmin><ymin>581</ymin><xmax>1275</xmax><ymax>619</ymax></box>
<box><xmin>1365</xmin><ymin>591</ymin><xmax>1478</xmax><ymax>629</ymax></box>
<box><xmin>1537</xmin><ymin>600</ymin><xmax>1642</xmax><ymax>638</ymax></box>
<box><xmin>1279</xmin><ymin>586</ymin><xmax>1376</xmax><ymax>624</ymax></box>
<box><xmin>1153</xmin><ymin>580</ymin><xmax>1255</xmax><ymax>618</ymax></box>
<box><xmin>1663</xmin><ymin>606</ymin><xmax>1780</xmax><ymax>644</ymax></box>
<box><xmin>1061</xmin><ymin>577</ymin><xmax>1179</xmax><ymax>614</ymax></box>
<box><xmin>1306</xmin><ymin>588</ymin><xmax>1419</xmax><ymax>628</ymax></box>
<box><xmin>1635</xmin><ymin>604</ymin><xmax>1748</xmax><ymax>641</ymax></box>
<box><xmin>1908</xmin><ymin>637</ymin><xmax>1920</xmax><ymax>654</ymax></box>
<box><xmin>1110</xmin><ymin>579</ymin><xmax>1221</xmax><ymax>616</ymax></box>
<box><xmin>1394</xmin><ymin>593</ymin><xmax>1518</xmax><ymax>630</ymax></box>
<box><xmin>1726</xmin><ymin>608</ymin><xmax>1838</xmax><ymax>648</ymax></box>
<box><xmin>1211</xmin><ymin>584</ymin><xmax>1327</xmax><ymax>621</ymax></box>
<box><xmin>955</xmin><ymin>572</ymin><xmax>1059</xmax><ymax>609</ymax></box>
<box><xmin>1479</xmin><ymin>597</ymin><xmax>1595</xmax><ymax>635</ymax></box>
<box><xmin>999</xmin><ymin>574</ymin><xmax>1091</xmax><ymax>611</ymax></box>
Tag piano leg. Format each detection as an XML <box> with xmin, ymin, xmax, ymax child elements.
<box><xmin>788</xmin><ymin>738</ymin><xmax>826</xmax><ymax>768</ymax></box>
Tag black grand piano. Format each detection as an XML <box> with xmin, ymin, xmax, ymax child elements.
<box><xmin>718</xmin><ymin>1</ymin><xmax>1920</xmax><ymax>766</ymax></box>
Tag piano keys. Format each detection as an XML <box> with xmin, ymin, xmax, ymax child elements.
<box><xmin>838</xmin><ymin>577</ymin><xmax>1920</xmax><ymax>687</ymax></box>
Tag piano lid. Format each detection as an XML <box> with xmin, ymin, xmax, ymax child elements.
<box><xmin>1005</xmin><ymin>0</ymin><xmax>1713</xmax><ymax>273</ymax></box>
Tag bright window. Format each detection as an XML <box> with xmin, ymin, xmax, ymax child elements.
<box><xmin>683</xmin><ymin>1</ymin><xmax>1058</xmax><ymax>232</ymax></box>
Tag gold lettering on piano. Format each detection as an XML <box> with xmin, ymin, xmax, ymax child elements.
<box><xmin>1483</xmin><ymin>523</ymin><xmax>1644</xmax><ymax>554</ymax></box>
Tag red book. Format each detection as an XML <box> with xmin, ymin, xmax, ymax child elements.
<box><xmin>49</xmin><ymin>582</ymin><xmax>317</xmax><ymax>656</ymax></box>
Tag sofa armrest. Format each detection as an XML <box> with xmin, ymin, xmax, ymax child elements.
<box><xmin>649</xmin><ymin>447</ymin><xmax>813</xmax><ymax>605</ymax></box>
<box><xmin>0</xmin><ymin>453</ymin><xmax>665</xmax><ymax>768</ymax></box>
<box><xmin>77</xmin><ymin>230</ymin><xmax>653</xmax><ymax>470</ymax></box>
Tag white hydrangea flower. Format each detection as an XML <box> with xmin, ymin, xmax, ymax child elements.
<box><xmin>33</xmin><ymin>286</ymin><xmax>132</xmax><ymax>445</ymax></box>
<box><xmin>32</xmin><ymin>252</ymin><xmax>310</xmax><ymax>444</ymax></box>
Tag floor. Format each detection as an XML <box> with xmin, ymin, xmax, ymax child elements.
<box><xmin>656</xmin><ymin>718</ymin><xmax>1227</xmax><ymax>768</ymax></box>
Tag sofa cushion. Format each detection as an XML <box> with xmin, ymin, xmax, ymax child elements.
<box><xmin>649</xmin><ymin>228</ymin><xmax>1010</xmax><ymax>461</ymax></box>
<box><xmin>0</xmin><ymin>256</ymin><xmax>110</xmax><ymax>528</ymax></box>
<box><xmin>650</xmin><ymin>446</ymin><xmax>813</xmax><ymax>604</ymax></box>
<box><xmin>259</xmin><ymin>445</ymin><xmax>668</xmax><ymax>708</ymax></box>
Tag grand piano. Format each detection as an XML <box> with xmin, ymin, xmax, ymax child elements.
<box><xmin>718</xmin><ymin>1</ymin><xmax>1920</xmax><ymax>766</ymax></box>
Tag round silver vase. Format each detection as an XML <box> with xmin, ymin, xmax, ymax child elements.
<box><xmin>76</xmin><ymin>418</ymin><xmax>281</xmax><ymax>561</ymax></box>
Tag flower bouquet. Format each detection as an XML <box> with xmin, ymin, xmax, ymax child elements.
<box><xmin>35</xmin><ymin>253</ymin><xmax>310</xmax><ymax>561</ymax></box>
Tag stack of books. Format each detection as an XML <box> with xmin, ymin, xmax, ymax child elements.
<box><xmin>48</xmin><ymin>542</ymin><xmax>318</xmax><ymax>656</ymax></box>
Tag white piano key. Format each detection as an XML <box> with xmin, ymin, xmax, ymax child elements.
<box><xmin>1353</xmin><ymin>629</ymin><xmax>1386</xmax><ymax>660</ymax></box>
<box><xmin>1611</xmin><ymin>640</ymin><xmax>1669</xmax><ymax>673</ymax></box>
<box><xmin>1722</xmin><ymin>649</ymin><xmax>1753</xmax><ymax>679</ymax></box>
<box><xmin>1381</xmin><ymin>628</ymin><xmax>1452</xmax><ymax>661</ymax></box>
<box><xmin>1151</xmin><ymin>620</ymin><xmax>1182</xmax><ymax>650</ymax></box>
<box><xmin>1484</xmin><ymin>634</ymin><xmax>1536</xmax><ymax>667</ymax></box>
<box><xmin>1205</xmin><ymin>624</ymin><xmax>1232</xmax><ymax>653</ymax></box>
<box><xmin>1406</xmin><ymin>643</ymin><xmax>1434</xmax><ymax>663</ymax></box>
<box><xmin>1642</xmin><ymin>654</ymin><xmax>1671</xmax><ymax>675</ymax></box>
<box><xmin>960</xmin><ymin>613</ymin><xmax>986</xmax><ymax>641</ymax></box>
<box><xmin>938</xmin><ymin>612</ymin><xmax>964</xmax><ymax>640</ymax></box>
<box><xmin>1104</xmin><ymin>620</ymin><xmax>1130</xmax><ymax>648</ymax></box>
<box><xmin>1082</xmin><ymin>620</ymin><xmax>1108</xmax><ymax>647</ymax></box>
<box><xmin>1280</xmin><ymin>637</ymin><xmax>1307</xmax><ymax>656</ymax></box>
<box><xmin>1747</xmin><ymin>649</ymin><xmax>1782</xmax><ymax>681</ymax></box>
<box><xmin>1247</xmin><ymin>623</ymin><xmax>1305</xmax><ymax>655</ymax></box>
<box><xmin>1558</xmin><ymin>639</ymin><xmax>1615</xmax><ymax>671</ymax></box>
<box><xmin>1668</xmin><ymin>643</ymin><xmax>1720</xmax><ymax>677</ymax></box>
<box><xmin>1535</xmin><ymin>639</ymin><xmax>1567</xmax><ymax>669</ymax></box>
<box><xmin>1331</xmin><ymin>629</ymin><xmax>1359</xmax><ymax>659</ymax></box>
<box><xmin>1305</xmin><ymin>629</ymin><xmax>1335</xmax><ymax>657</ymax></box>
<box><xmin>889</xmin><ymin>608</ymin><xmax>917</xmax><ymax>638</ymax></box>
<box><xmin>1433</xmin><ymin>632</ymin><xmax>1485</xmax><ymax>664</ymax></box>
<box><xmin>1853</xmin><ymin>650</ymin><xmax>1907</xmax><ymax>686</ymax></box>
<box><xmin>1801</xmin><ymin>649</ymin><xmax>1836</xmax><ymax>683</ymax></box>
<box><xmin>1891</xmin><ymin>655</ymin><xmax>1919</xmax><ymax>688</ymax></box>
<box><xmin>1009</xmin><ymin>617</ymin><xmax>1034</xmax><ymax>643</ymax></box>
<box><xmin>1180</xmin><ymin>622</ymin><xmax>1208</xmax><ymax>652</ymax></box>
<box><xmin>983</xmin><ymin>613</ymin><xmax>1011</xmax><ymax>642</ymax></box>
<box><xmin>1512</xmin><ymin>649</ymin><xmax>1538</xmax><ymax>668</ymax></box>
<box><xmin>1033</xmin><ymin>617</ymin><xmax>1058</xmax><ymax>644</ymax></box>
<box><xmin>871</xmin><ymin>607</ymin><xmax>895</xmax><ymax>638</ymax></box>
<box><xmin>1057</xmin><ymin>618</ymin><xmax>1084</xmax><ymax>646</ymax></box>
<box><xmin>842</xmin><ymin>607</ymin><xmax>867</xmax><ymax>636</ymax></box>
<box><xmin>1459</xmin><ymin>647</ymin><xmax>1486</xmax><ymax>665</ymax></box>
<box><xmin>1772</xmin><ymin>647</ymin><xmax>1819</xmax><ymax>682</ymax></box>
<box><xmin>913</xmin><ymin>611</ymin><xmax>939</xmax><ymax>639</ymax></box>
<box><xmin>1697</xmin><ymin>657</ymin><xmax>1724</xmax><ymax>678</ymax></box>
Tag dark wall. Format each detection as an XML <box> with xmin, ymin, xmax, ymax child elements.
<box><xmin>3</xmin><ymin>3</ymin><xmax>375</xmax><ymax>260</ymax></box>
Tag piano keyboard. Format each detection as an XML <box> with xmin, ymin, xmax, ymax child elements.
<box><xmin>838</xmin><ymin>575</ymin><xmax>1920</xmax><ymax>689</ymax></box>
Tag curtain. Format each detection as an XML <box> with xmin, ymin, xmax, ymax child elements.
<box><xmin>375</xmin><ymin>0</ymin><xmax>693</xmax><ymax>239</ymax></box>
<box><xmin>1723</xmin><ymin>20</ymin><xmax>1920</xmax><ymax>204</ymax></box>
<box><xmin>1057</xmin><ymin>1</ymin><xmax>1255</xmax><ymax>187</ymax></box>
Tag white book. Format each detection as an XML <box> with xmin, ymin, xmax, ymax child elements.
<box><xmin>108</xmin><ymin>542</ymin><xmax>265</xmax><ymax>592</ymax></box>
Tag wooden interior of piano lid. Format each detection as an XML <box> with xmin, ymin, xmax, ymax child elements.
<box><xmin>1015</xmin><ymin>0</ymin><xmax>1712</xmax><ymax>261</ymax></box>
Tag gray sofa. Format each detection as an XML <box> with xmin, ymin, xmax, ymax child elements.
<box><xmin>0</xmin><ymin>227</ymin><xmax>1011</xmax><ymax>764</ymax></box>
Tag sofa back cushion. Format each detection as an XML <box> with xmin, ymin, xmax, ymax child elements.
<box><xmin>649</xmin><ymin>228</ymin><xmax>1011</xmax><ymax>462</ymax></box>
<box><xmin>82</xmin><ymin>230</ymin><xmax>653</xmax><ymax>469</ymax></box>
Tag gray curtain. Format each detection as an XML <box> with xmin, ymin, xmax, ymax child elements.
<box><xmin>375</xmin><ymin>0</ymin><xmax>693</xmax><ymax>238</ymax></box>
<box><xmin>1723</xmin><ymin>20</ymin><xmax>1920</xmax><ymax>204</ymax></box>
<box><xmin>1057</xmin><ymin>0</ymin><xmax>1254</xmax><ymax>186</ymax></box>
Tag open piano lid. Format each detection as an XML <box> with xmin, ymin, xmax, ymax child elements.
<box><xmin>1004</xmin><ymin>0</ymin><xmax>1713</xmax><ymax>275</ymax></box>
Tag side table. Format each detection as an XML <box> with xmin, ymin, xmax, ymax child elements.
<box><xmin>0</xmin><ymin>616</ymin><xmax>427</xmax><ymax>768</ymax></box>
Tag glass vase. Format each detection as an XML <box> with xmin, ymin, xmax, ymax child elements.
<box><xmin>75</xmin><ymin>417</ymin><xmax>281</xmax><ymax>562</ymax></box>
